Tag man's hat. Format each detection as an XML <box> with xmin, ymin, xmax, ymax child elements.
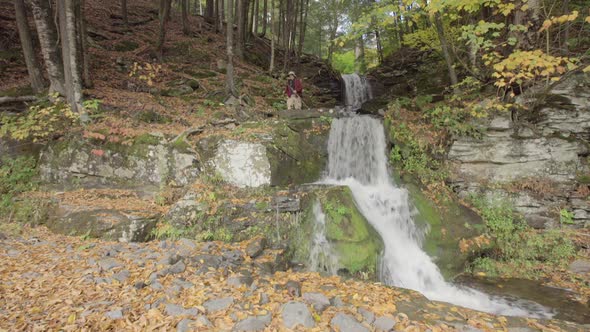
<box><xmin>288</xmin><ymin>71</ymin><xmax>296</xmax><ymax>77</ymax></box>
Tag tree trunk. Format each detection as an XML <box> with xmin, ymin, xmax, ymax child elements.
<box><xmin>562</xmin><ymin>0</ymin><xmax>569</xmax><ymax>54</ymax></box>
<box><xmin>327</xmin><ymin>13</ymin><xmax>337</xmax><ymax>64</ymax></box>
<box><xmin>58</xmin><ymin>0</ymin><xmax>73</xmax><ymax>105</ymax></box>
<box><xmin>78</xmin><ymin>0</ymin><xmax>91</xmax><ymax>88</ymax></box>
<box><xmin>375</xmin><ymin>29</ymin><xmax>383</xmax><ymax>63</ymax></box>
<box><xmin>205</xmin><ymin>0</ymin><xmax>214</xmax><ymax>22</ymax></box>
<box><xmin>247</xmin><ymin>0</ymin><xmax>254</xmax><ymax>39</ymax></box>
<box><xmin>121</xmin><ymin>0</ymin><xmax>128</xmax><ymax>26</ymax></box>
<box><xmin>269</xmin><ymin>0</ymin><xmax>275</xmax><ymax>72</ymax></box>
<box><xmin>261</xmin><ymin>0</ymin><xmax>267</xmax><ymax>37</ymax></box>
<box><xmin>182</xmin><ymin>0</ymin><xmax>190</xmax><ymax>35</ymax></box>
<box><xmin>253</xmin><ymin>0</ymin><xmax>259</xmax><ymax>35</ymax></box>
<box><xmin>218</xmin><ymin>0</ymin><xmax>224</xmax><ymax>33</ymax></box>
<box><xmin>213</xmin><ymin>0</ymin><xmax>219</xmax><ymax>32</ymax></box>
<box><xmin>29</xmin><ymin>0</ymin><xmax>65</xmax><ymax>95</ymax></box>
<box><xmin>354</xmin><ymin>35</ymin><xmax>365</xmax><ymax>73</ymax></box>
<box><xmin>236</xmin><ymin>0</ymin><xmax>245</xmax><ymax>58</ymax></box>
<box><xmin>157</xmin><ymin>0</ymin><xmax>172</xmax><ymax>61</ymax></box>
<box><xmin>297</xmin><ymin>0</ymin><xmax>308</xmax><ymax>57</ymax></box>
<box><xmin>433</xmin><ymin>12</ymin><xmax>458</xmax><ymax>86</ymax></box>
<box><xmin>66</xmin><ymin>0</ymin><xmax>84</xmax><ymax>116</ymax></box>
<box><xmin>282</xmin><ymin>0</ymin><xmax>292</xmax><ymax>71</ymax></box>
<box><xmin>15</xmin><ymin>0</ymin><xmax>45</xmax><ymax>93</ymax></box>
<box><xmin>290</xmin><ymin>0</ymin><xmax>299</xmax><ymax>58</ymax></box>
<box><xmin>226</xmin><ymin>0</ymin><xmax>238</xmax><ymax>97</ymax></box>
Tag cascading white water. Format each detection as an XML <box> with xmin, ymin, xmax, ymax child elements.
<box><xmin>309</xmin><ymin>201</ymin><xmax>340</xmax><ymax>275</ymax></box>
<box><xmin>320</xmin><ymin>115</ymin><xmax>552</xmax><ymax>318</ymax></box>
<box><xmin>341</xmin><ymin>74</ymin><xmax>372</xmax><ymax>111</ymax></box>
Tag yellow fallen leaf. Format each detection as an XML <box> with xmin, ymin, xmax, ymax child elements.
<box><xmin>67</xmin><ymin>313</ymin><xmax>76</xmax><ymax>324</ymax></box>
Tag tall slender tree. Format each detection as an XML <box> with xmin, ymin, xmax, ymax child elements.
<box><xmin>236</xmin><ymin>0</ymin><xmax>245</xmax><ymax>58</ymax></box>
<box><xmin>156</xmin><ymin>0</ymin><xmax>172</xmax><ymax>61</ymax></box>
<box><xmin>15</xmin><ymin>0</ymin><xmax>45</xmax><ymax>93</ymax></box>
<box><xmin>121</xmin><ymin>0</ymin><xmax>128</xmax><ymax>26</ymax></box>
<box><xmin>226</xmin><ymin>0</ymin><xmax>238</xmax><ymax>97</ymax></box>
<box><xmin>29</xmin><ymin>0</ymin><xmax>65</xmax><ymax>95</ymax></box>
<box><xmin>182</xmin><ymin>0</ymin><xmax>190</xmax><ymax>35</ymax></box>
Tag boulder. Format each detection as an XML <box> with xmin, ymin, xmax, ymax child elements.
<box><xmin>211</xmin><ymin>140</ymin><xmax>272</xmax><ymax>188</ymax></box>
<box><xmin>39</xmin><ymin>138</ymin><xmax>199</xmax><ymax>187</ymax></box>
<box><xmin>330</xmin><ymin>312</ymin><xmax>369</xmax><ymax>332</ymax></box>
<box><xmin>199</xmin><ymin>118</ymin><xmax>329</xmax><ymax>188</ymax></box>
<box><xmin>280</xmin><ymin>302</ymin><xmax>315</xmax><ymax>329</ymax></box>
<box><xmin>48</xmin><ymin>206</ymin><xmax>158</xmax><ymax>242</ymax></box>
<box><xmin>289</xmin><ymin>186</ymin><xmax>383</xmax><ymax>278</ymax></box>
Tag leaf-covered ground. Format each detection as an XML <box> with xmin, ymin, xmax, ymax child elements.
<box><xmin>0</xmin><ymin>226</ymin><xmax>587</xmax><ymax>331</ymax></box>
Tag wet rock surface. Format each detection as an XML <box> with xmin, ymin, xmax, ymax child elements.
<box><xmin>0</xmin><ymin>227</ymin><xmax>586</xmax><ymax>330</ymax></box>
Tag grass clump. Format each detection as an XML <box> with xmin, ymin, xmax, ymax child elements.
<box><xmin>466</xmin><ymin>197</ymin><xmax>576</xmax><ymax>278</ymax></box>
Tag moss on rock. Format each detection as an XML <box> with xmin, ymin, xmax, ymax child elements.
<box><xmin>289</xmin><ymin>186</ymin><xmax>383</xmax><ymax>278</ymax></box>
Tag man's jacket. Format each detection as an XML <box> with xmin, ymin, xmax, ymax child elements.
<box><xmin>285</xmin><ymin>79</ymin><xmax>303</xmax><ymax>97</ymax></box>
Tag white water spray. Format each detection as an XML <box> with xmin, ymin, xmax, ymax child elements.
<box><xmin>319</xmin><ymin>115</ymin><xmax>552</xmax><ymax>318</ymax></box>
<box><xmin>341</xmin><ymin>74</ymin><xmax>372</xmax><ymax>111</ymax></box>
<box><xmin>309</xmin><ymin>202</ymin><xmax>340</xmax><ymax>275</ymax></box>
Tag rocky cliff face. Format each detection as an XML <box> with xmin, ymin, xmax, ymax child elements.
<box><xmin>448</xmin><ymin>72</ymin><xmax>590</xmax><ymax>228</ymax></box>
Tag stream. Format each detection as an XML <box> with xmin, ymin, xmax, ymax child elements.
<box><xmin>306</xmin><ymin>73</ymin><xmax>582</xmax><ymax>319</ymax></box>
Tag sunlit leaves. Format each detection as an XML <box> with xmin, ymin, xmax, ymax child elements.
<box><xmin>492</xmin><ymin>50</ymin><xmax>577</xmax><ymax>91</ymax></box>
<box><xmin>539</xmin><ymin>11</ymin><xmax>579</xmax><ymax>32</ymax></box>
<box><xmin>0</xmin><ymin>97</ymin><xmax>79</xmax><ymax>142</ymax></box>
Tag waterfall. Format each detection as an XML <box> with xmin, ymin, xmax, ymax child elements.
<box><xmin>319</xmin><ymin>115</ymin><xmax>552</xmax><ymax>318</ymax></box>
<box><xmin>309</xmin><ymin>201</ymin><xmax>340</xmax><ymax>275</ymax></box>
<box><xmin>341</xmin><ymin>74</ymin><xmax>372</xmax><ymax>111</ymax></box>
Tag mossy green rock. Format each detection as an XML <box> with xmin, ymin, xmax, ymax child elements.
<box><xmin>264</xmin><ymin>119</ymin><xmax>329</xmax><ymax>186</ymax></box>
<box><xmin>289</xmin><ymin>186</ymin><xmax>383</xmax><ymax>278</ymax></box>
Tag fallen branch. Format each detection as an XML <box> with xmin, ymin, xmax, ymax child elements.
<box><xmin>0</xmin><ymin>96</ymin><xmax>37</xmax><ymax>104</ymax></box>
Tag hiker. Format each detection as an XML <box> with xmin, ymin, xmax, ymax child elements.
<box><xmin>285</xmin><ymin>71</ymin><xmax>303</xmax><ymax>110</ymax></box>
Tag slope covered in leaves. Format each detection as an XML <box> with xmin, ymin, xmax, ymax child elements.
<box><xmin>1</xmin><ymin>226</ymin><xmax>587</xmax><ymax>331</ymax></box>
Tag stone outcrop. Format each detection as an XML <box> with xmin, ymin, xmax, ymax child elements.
<box><xmin>289</xmin><ymin>186</ymin><xmax>384</xmax><ymax>278</ymax></box>
<box><xmin>448</xmin><ymin>71</ymin><xmax>590</xmax><ymax>228</ymax></box>
<box><xmin>198</xmin><ymin>117</ymin><xmax>330</xmax><ymax>188</ymax></box>
<box><xmin>39</xmin><ymin>136</ymin><xmax>200</xmax><ymax>187</ymax></box>
<box><xmin>48</xmin><ymin>206</ymin><xmax>159</xmax><ymax>242</ymax></box>
<box><xmin>368</xmin><ymin>48</ymin><xmax>449</xmax><ymax>98</ymax></box>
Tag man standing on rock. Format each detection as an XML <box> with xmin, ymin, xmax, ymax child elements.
<box><xmin>285</xmin><ymin>71</ymin><xmax>303</xmax><ymax>110</ymax></box>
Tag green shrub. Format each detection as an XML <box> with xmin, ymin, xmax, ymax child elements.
<box><xmin>468</xmin><ymin>197</ymin><xmax>576</xmax><ymax>277</ymax></box>
<box><xmin>0</xmin><ymin>156</ymin><xmax>38</xmax><ymax>213</ymax></box>
<box><xmin>0</xmin><ymin>96</ymin><xmax>78</xmax><ymax>142</ymax></box>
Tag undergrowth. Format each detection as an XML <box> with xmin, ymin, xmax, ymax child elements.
<box><xmin>466</xmin><ymin>196</ymin><xmax>576</xmax><ymax>278</ymax></box>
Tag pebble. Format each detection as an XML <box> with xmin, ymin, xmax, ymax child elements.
<box><xmin>330</xmin><ymin>312</ymin><xmax>369</xmax><ymax>332</ymax></box>
<box><xmin>281</xmin><ymin>301</ymin><xmax>315</xmax><ymax>329</ymax></box>
<box><xmin>358</xmin><ymin>307</ymin><xmax>375</xmax><ymax>324</ymax></box>
<box><xmin>165</xmin><ymin>303</ymin><xmax>199</xmax><ymax>317</ymax></box>
<box><xmin>176</xmin><ymin>318</ymin><xmax>194</xmax><ymax>332</ymax></box>
<box><xmin>245</xmin><ymin>237</ymin><xmax>266</xmax><ymax>258</ymax></box>
<box><xmin>233</xmin><ymin>316</ymin><xmax>268</xmax><ymax>331</ymax></box>
<box><xmin>112</xmin><ymin>270</ymin><xmax>130</xmax><ymax>283</ymax></box>
<box><xmin>173</xmin><ymin>278</ymin><xmax>194</xmax><ymax>289</ymax></box>
<box><xmin>97</xmin><ymin>258</ymin><xmax>122</xmax><ymax>271</ymax></box>
<box><xmin>203</xmin><ymin>297</ymin><xmax>234</xmax><ymax>313</ymax></box>
<box><xmin>105</xmin><ymin>309</ymin><xmax>123</xmax><ymax>320</ymax></box>
<box><xmin>167</xmin><ymin>260</ymin><xmax>186</xmax><ymax>274</ymax></box>
<box><xmin>374</xmin><ymin>316</ymin><xmax>396</xmax><ymax>332</ymax></box>
<box><xmin>227</xmin><ymin>274</ymin><xmax>254</xmax><ymax>288</ymax></box>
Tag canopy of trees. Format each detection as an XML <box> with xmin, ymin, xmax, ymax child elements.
<box><xmin>11</xmin><ymin>0</ymin><xmax>590</xmax><ymax>115</ymax></box>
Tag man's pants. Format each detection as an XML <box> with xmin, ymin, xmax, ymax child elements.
<box><xmin>287</xmin><ymin>95</ymin><xmax>302</xmax><ymax>110</ymax></box>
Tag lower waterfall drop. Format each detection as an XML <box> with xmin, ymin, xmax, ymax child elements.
<box><xmin>320</xmin><ymin>115</ymin><xmax>552</xmax><ymax>318</ymax></box>
<box><xmin>309</xmin><ymin>201</ymin><xmax>340</xmax><ymax>275</ymax></box>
